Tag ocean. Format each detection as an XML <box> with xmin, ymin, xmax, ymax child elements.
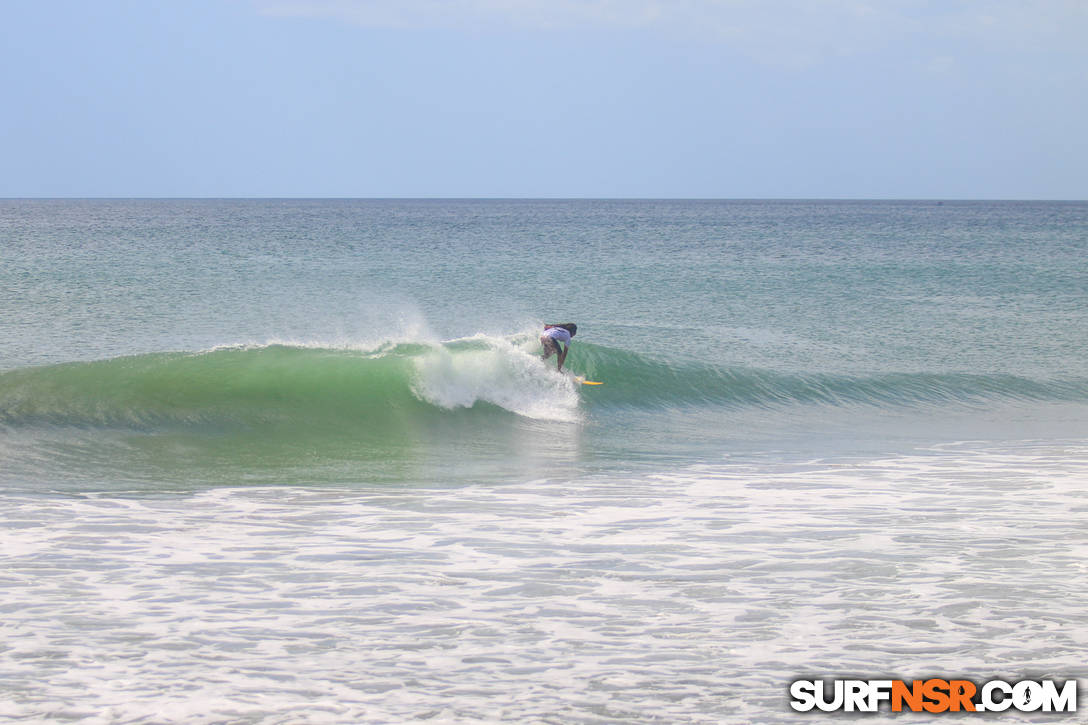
<box><xmin>2</xmin><ymin>199</ymin><xmax>1086</xmax><ymax>723</ymax></box>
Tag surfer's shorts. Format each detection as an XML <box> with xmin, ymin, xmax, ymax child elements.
<box><xmin>541</xmin><ymin>336</ymin><xmax>560</xmax><ymax>358</ymax></box>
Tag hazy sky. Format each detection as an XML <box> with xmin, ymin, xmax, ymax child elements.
<box><xmin>3</xmin><ymin>0</ymin><xmax>1086</xmax><ymax>198</ymax></box>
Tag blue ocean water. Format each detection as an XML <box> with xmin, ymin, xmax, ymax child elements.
<box><xmin>2</xmin><ymin>200</ymin><xmax>1087</xmax><ymax>722</ymax></box>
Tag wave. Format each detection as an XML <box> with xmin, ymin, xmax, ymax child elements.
<box><xmin>576</xmin><ymin>344</ymin><xmax>1088</xmax><ymax>409</ymax></box>
<box><xmin>0</xmin><ymin>338</ymin><xmax>580</xmax><ymax>433</ymax></box>
<box><xmin>4</xmin><ymin>338</ymin><xmax>1087</xmax><ymax>490</ymax></box>
<box><xmin>2</xmin><ymin>338</ymin><xmax>1086</xmax><ymax>435</ymax></box>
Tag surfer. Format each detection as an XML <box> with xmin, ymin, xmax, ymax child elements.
<box><xmin>541</xmin><ymin>323</ymin><xmax>576</xmax><ymax>372</ymax></box>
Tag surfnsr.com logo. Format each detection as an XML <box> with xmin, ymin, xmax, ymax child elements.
<box><xmin>789</xmin><ymin>678</ymin><xmax>1077</xmax><ymax>713</ymax></box>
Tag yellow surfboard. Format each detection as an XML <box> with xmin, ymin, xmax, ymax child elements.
<box><xmin>574</xmin><ymin>376</ymin><xmax>603</xmax><ymax>386</ymax></box>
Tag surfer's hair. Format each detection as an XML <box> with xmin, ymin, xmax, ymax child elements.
<box><xmin>561</xmin><ymin>323</ymin><xmax>577</xmax><ymax>337</ymax></box>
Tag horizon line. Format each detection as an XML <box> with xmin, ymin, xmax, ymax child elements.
<box><xmin>3</xmin><ymin>196</ymin><xmax>1086</xmax><ymax>203</ymax></box>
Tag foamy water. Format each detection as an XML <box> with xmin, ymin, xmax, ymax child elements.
<box><xmin>412</xmin><ymin>336</ymin><xmax>583</xmax><ymax>422</ymax></box>
<box><xmin>4</xmin><ymin>440</ymin><xmax>1086</xmax><ymax>723</ymax></box>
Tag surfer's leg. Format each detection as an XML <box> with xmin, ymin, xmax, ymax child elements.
<box><xmin>541</xmin><ymin>337</ymin><xmax>557</xmax><ymax>360</ymax></box>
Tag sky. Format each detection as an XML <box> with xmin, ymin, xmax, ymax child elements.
<box><xmin>2</xmin><ymin>0</ymin><xmax>1086</xmax><ymax>198</ymax></box>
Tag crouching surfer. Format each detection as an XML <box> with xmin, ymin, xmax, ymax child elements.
<box><xmin>540</xmin><ymin>323</ymin><xmax>577</xmax><ymax>372</ymax></box>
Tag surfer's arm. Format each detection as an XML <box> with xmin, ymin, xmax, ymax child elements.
<box><xmin>557</xmin><ymin>344</ymin><xmax>568</xmax><ymax>371</ymax></box>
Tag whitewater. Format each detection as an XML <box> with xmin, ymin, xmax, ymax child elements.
<box><xmin>2</xmin><ymin>199</ymin><xmax>1087</xmax><ymax>723</ymax></box>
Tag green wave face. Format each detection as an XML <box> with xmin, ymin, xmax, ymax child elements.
<box><xmin>1</xmin><ymin>347</ymin><xmax>407</xmax><ymax>430</ymax></box>
<box><xmin>4</xmin><ymin>339</ymin><xmax>1087</xmax><ymax>429</ymax></box>
<box><xmin>0</xmin><ymin>341</ymin><xmax>580</xmax><ymax>430</ymax></box>
<box><xmin>2</xmin><ymin>339</ymin><xmax>1086</xmax><ymax>490</ymax></box>
<box><xmin>5</xmin><ymin>339</ymin><xmax>1087</xmax><ymax>427</ymax></box>
<box><xmin>573</xmin><ymin>344</ymin><xmax>1088</xmax><ymax>409</ymax></box>
<box><xmin>0</xmin><ymin>341</ymin><xmax>583</xmax><ymax>489</ymax></box>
